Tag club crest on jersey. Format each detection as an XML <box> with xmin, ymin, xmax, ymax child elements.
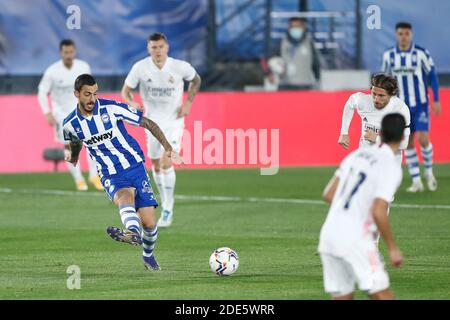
<box><xmin>75</xmin><ymin>127</ymin><xmax>82</xmax><ymax>133</ymax></box>
<box><xmin>141</xmin><ymin>180</ymin><xmax>153</xmax><ymax>193</ymax></box>
<box><xmin>101</xmin><ymin>113</ymin><xmax>110</xmax><ymax>123</ymax></box>
<box><xmin>168</xmin><ymin>75</ymin><xmax>175</xmax><ymax>83</ymax></box>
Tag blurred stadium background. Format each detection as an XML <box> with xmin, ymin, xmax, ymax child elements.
<box><xmin>0</xmin><ymin>0</ymin><xmax>449</xmax><ymax>299</ymax></box>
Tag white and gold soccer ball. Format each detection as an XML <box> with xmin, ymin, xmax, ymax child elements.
<box><xmin>209</xmin><ymin>247</ymin><xmax>239</xmax><ymax>276</ymax></box>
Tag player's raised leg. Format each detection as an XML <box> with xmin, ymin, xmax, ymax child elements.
<box><xmin>138</xmin><ymin>206</ymin><xmax>161</xmax><ymax>270</ymax></box>
<box><xmin>418</xmin><ymin>132</ymin><xmax>437</xmax><ymax>191</ymax></box>
<box><xmin>405</xmin><ymin>134</ymin><xmax>424</xmax><ymax>192</ymax></box>
<box><xmin>107</xmin><ymin>188</ymin><xmax>142</xmax><ymax>246</ymax></box>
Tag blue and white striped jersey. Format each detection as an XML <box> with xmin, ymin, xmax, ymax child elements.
<box><xmin>62</xmin><ymin>98</ymin><xmax>145</xmax><ymax>177</ymax></box>
<box><xmin>381</xmin><ymin>43</ymin><xmax>440</xmax><ymax>108</ymax></box>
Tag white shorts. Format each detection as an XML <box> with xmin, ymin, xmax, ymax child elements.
<box><xmin>320</xmin><ymin>249</ymin><xmax>390</xmax><ymax>297</ymax></box>
<box><xmin>146</xmin><ymin>124</ymin><xmax>184</xmax><ymax>159</ymax></box>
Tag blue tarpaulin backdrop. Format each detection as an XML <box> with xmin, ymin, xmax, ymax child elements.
<box><xmin>0</xmin><ymin>0</ymin><xmax>208</xmax><ymax>75</ymax></box>
<box><xmin>0</xmin><ymin>0</ymin><xmax>449</xmax><ymax>75</ymax></box>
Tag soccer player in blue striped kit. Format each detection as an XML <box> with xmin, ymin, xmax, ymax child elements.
<box><xmin>382</xmin><ymin>22</ymin><xmax>442</xmax><ymax>192</ymax></box>
<box><xmin>63</xmin><ymin>74</ymin><xmax>183</xmax><ymax>270</ymax></box>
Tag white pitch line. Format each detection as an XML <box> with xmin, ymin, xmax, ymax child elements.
<box><xmin>1</xmin><ymin>187</ymin><xmax>450</xmax><ymax>210</ymax></box>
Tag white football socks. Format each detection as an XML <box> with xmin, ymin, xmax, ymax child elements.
<box><xmin>162</xmin><ymin>166</ymin><xmax>176</xmax><ymax>212</ymax></box>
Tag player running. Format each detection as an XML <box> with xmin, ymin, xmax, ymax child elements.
<box><xmin>63</xmin><ymin>74</ymin><xmax>183</xmax><ymax>270</ymax></box>
<box><xmin>338</xmin><ymin>73</ymin><xmax>411</xmax><ymax>164</ymax></box>
<box><xmin>38</xmin><ymin>39</ymin><xmax>102</xmax><ymax>191</ymax></box>
<box><xmin>382</xmin><ymin>22</ymin><xmax>441</xmax><ymax>192</ymax></box>
<box><xmin>121</xmin><ymin>32</ymin><xmax>201</xmax><ymax>228</ymax></box>
<box><xmin>319</xmin><ymin>113</ymin><xmax>405</xmax><ymax>300</ymax></box>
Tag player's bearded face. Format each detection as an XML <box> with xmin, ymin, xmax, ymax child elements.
<box><xmin>371</xmin><ymin>87</ymin><xmax>391</xmax><ymax>109</ymax></box>
<box><xmin>148</xmin><ymin>40</ymin><xmax>169</xmax><ymax>62</ymax></box>
<box><xmin>76</xmin><ymin>84</ymin><xmax>98</xmax><ymax>113</ymax></box>
<box><xmin>60</xmin><ymin>45</ymin><xmax>76</xmax><ymax>66</ymax></box>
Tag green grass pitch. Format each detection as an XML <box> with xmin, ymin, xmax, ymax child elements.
<box><xmin>0</xmin><ymin>164</ymin><xmax>449</xmax><ymax>299</ymax></box>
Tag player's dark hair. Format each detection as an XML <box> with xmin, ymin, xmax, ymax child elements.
<box><xmin>396</xmin><ymin>22</ymin><xmax>412</xmax><ymax>30</ymax></box>
<box><xmin>59</xmin><ymin>39</ymin><xmax>75</xmax><ymax>50</ymax></box>
<box><xmin>74</xmin><ymin>74</ymin><xmax>96</xmax><ymax>91</ymax></box>
<box><xmin>148</xmin><ymin>32</ymin><xmax>168</xmax><ymax>43</ymax></box>
<box><xmin>289</xmin><ymin>17</ymin><xmax>307</xmax><ymax>24</ymax></box>
<box><xmin>380</xmin><ymin>113</ymin><xmax>406</xmax><ymax>143</ymax></box>
<box><xmin>371</xmin><ymin>73</ymin><xmax>398</xmax><ymax>96</ymax></box>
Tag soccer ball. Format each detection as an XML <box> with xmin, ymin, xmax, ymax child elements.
<box><xmin>209</xmin><ymin>247</ymin><xmax>239</xmax><ymax>276</ymax></box>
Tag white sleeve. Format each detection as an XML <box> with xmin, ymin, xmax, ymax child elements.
<box><xmin>124</xmin><ymin>63</ymin><xmax>140</xmax><ymax>89</ymax></box>
<box><xmin>374</xmin><ymin>162</ymin><xmax>401</xmax><ymax>203</ymax></box>
<box><xmin>399</xmin><ymin>104</ymin><xmax>411</xmax><ymax>150</ymax></box>
<box><xmin>85</xmin><ymin>62</ymin><xmax>92</xmax><ymax>75</ymax></box>
<box><xmin>37</xmin><ymin>68</ymin><xmax>52</xmax><ymax>114</ymax></box>
<box><xmin>381</xmin><ymin>51</ymin><xmax>391</xmax><ymax>73</ymax></box>
<box><xmin>180</xmin><ymin>61</ymin><xmax>196</xmax><ymax>81</ymax></box>
<box><xmin>421</xmin><ymin>49</ymin><xmax>434</xmax><ymax>73</ymax></box>
<box><xmin>110</xmin><ymin>101</ymin><xmax>143</xmax><ymax>126</ymax></box>
<box><xmin>340</xmin><ymin>94</ymin><xmax>357</xmax><ymax>134</ymax></box>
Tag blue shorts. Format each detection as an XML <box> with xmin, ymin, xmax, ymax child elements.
<box><xmin>101</xmin><ymin>163</ymin><xmax>158</xmax><ymax>210</ymax></box>
<box><xmin>409</xmin><ymin>102</ymin><xmax>429</xmax><ymax>132</ymax></box>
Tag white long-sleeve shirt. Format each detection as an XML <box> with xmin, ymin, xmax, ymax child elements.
<box><xmin>38</xmin><ymin>59</ymin><xmax>91</xmax><ymax>121</ymax></box>
<box><xmin>340</xmin><ymin>92</ymin><xmax>411</xmax><ymax>150</ymax></box>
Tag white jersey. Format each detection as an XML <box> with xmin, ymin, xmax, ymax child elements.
<box><xmin>318</xmin><ymin>144</ymin><xmax>402</xmax><ymax>257</ymax></box>
<box><xmin>125</xmin><ymin>56</ymin><xmax>196</xmax><ymax>127</ymax></box>
<box><xmin>38</xmin><ymin>59</ymin><xmax>91</xmax><ymax>121</ymax></box>
<box><xmin>340</xmin><ymin>92</ymin><xmax>411</xmax><ymax>150</ymax></box>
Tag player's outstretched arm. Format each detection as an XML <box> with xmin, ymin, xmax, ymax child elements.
<box><xmin>322</xmin><ymin>176</ymin><xmax>339</xmax><ymax>204</ymax></box>
<box><xmin>121</xmin><ymin>84</ymin><xmax>143</xmax><ymax>111</ymax></box>
<box><xmin>177</xmin><ymin>74</ymin><xmax>201</xmax><ymax>118</ymax></box>
<box><xmin>372</xmin><ymin>198</ymin><xmax>403</xmax><ymax>268</ymax></box>
<box><xmin>140</xmin><ymin>117</ymin><xmax>184</xmax><ymax>164</ymax></box>
<box><xmin>65</xmin><ymin>137</ymin><xmax>83</xmax><ymax>165</ymax></box>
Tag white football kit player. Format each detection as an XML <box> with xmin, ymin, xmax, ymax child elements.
<box><xmin>38</xmin><ymin>59</ymin><xmax>101</xmax><ymax>190</ymax></box>
<box><xmin>125</xmin><ymin>56</ymin><xmax>196</xmax><ymax>158</ymax></box>
<box><xmin>125</xmin><ymin>56</ymin><xmax>197</xmax><ymax>226</ymax></box>
<box><xmin>318</xmin><ymin>144</ymin><xmax>402</xmax><ymax>297</ymax></box>
<box><xmin>340</xmin><ymin>92</ymin><xmax>411</xmax><ymax>160</ymax></box>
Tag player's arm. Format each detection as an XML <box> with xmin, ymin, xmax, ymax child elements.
<box><xmin>177</xmin><ymin>73</ymin><xmax>201</xmax><ymax>118</ymax></box>
<box><xmin>371</xmin><ymin>198</ymin><xmax>403</xmax><ymax>268</ymax></box>
<box><xmin>322</xmin><ymin>176</ymin><xmax>340</xmax><ymax>204</ymax></box>
<box><xmin>338</xmin><ymin>95</ymin><xmax>357</xmax><ymax>149</ymax></box>
<box><xmin>422</xmin><ymin>50</ymin><xmax>441</xmax><ymax>115</ymax></box>
<box><xmin>37</xmin><ymin>69</ymin><xmax>56</xmax><ymax>126</ymax></box>
<box><xmin>65</xmin><ymin>136</ymin><xmax>83</xmax><ymax>165</ymax></box>
<box><xmin>140</xmin><ymin>117</ymin><xmax>184</xmax><ymax>164</ymax></box>
<box><xmin>121</xmin><ymin>84</ymin><xmax>142</xmax><ymax>111</ymax></box>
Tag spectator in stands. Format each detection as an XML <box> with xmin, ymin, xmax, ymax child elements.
<box><xmin>278</xmin><ymin>17</ymin><xmax>321</xmax><ymax>90</ymax></box>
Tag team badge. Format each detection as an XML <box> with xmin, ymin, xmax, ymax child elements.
<box><xmin>168</xmin><ymin>75</ymin><xmax>175</xmax><ymax>83</ymax></box>
<box><xmin>75</xmin><ymin>127</ymin><xmax>82</xmax><ymax>133</ymax></box>
<box><xmin>141</xmin><ymin>180</ymin><xmax>153</xmax><ymax>193</ymax></box>
<box><xmin>101</xmin><ymin>113</ymin><xmax>110</xmax><ymax>123</ymax></box>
